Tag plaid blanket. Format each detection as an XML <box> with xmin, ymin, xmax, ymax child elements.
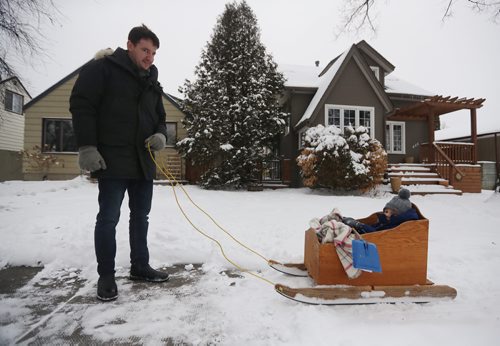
<box><xmin>310</xmin><ymin>209</ymin><xmax>361</xmax><ymax>279</ymax></box>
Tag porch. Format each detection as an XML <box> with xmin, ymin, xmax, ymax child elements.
<box><xmin>388</xmin><ymin>95</ymin><xmax>486</xmax><ymax>193</ymax></box>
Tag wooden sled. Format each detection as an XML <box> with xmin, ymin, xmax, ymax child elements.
<box><xmin>273</xmin><ymin>204</ymin><xmax>457</xmax><ymax>304</ymax></box>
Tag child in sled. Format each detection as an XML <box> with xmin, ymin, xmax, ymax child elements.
<box><xmin>342</xmin><ymin>188</ymin><xmax>419</xmax><ymax>234</ymax></box>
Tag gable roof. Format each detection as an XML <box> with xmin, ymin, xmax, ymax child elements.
<box><xmin>0</xmin><ymin>76</ymin><xmax>32</xmax><ymax>99</ymax></box>
<box><xmin>356</xmin><ymin>40</ymin><xmax>395</xmax><ymax>74</ymax></box>
<box><xmin>23</xmin><ymin>64</ymin><xmax>83</xmax><ymax>111</ymax></box>
<box><xmin>292</xmin><ymin>42</ymin><xmax>393</xmax><ymax>128</ymax></box>
<box><xmin>23</xmin><ymin>61</ymin><xmax>183</xmax><ymax>113</ymax></box>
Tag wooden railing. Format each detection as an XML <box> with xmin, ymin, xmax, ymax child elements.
<box><xmin>420</xmin><ymin>141</ymin><xmax>476</xmax><ymax>164</ymax></box>
<box><xmin>420</xmin><ymin>142</ymin><xmax>474</xmax><ymax>185</ymax></box>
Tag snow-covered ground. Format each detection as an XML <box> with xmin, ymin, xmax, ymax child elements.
<box><xmin>1</xmin><ymin>177</ymin><xmax>499</xmax><ymax>345</ymax></box>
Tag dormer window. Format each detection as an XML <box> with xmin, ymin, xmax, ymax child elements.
<box><xmin>4</xmin><ymin>90</ymin><xmax>24</xmax><ymax>114</ymax></box>
<box><xmin>370</xmin><ymin>66</ymin><xmax>380</xmax><ymax>81</ymax></box>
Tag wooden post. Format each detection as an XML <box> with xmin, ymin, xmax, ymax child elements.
<box><xmin>495</xmin><ymin>133</ymin><xmax>500</xmax><ymax>189</ymax></box>
<box><xmin>470</xmin><ymin>108</ymin><xmax>478</xmax><ymax>163</ymax></box>
<box><xmin>428</xmin><ymin>111</ymin><xmax>435</xmax><ymax>163</ymax></box>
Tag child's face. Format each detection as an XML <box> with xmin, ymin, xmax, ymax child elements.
<box><xmin>383</xmin><ymin>208</ymin><xmax>394</xmax><ymax>219</ymax></box>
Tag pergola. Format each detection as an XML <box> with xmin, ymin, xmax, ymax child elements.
<box><xmin>387</xmin><ymin>95</ymin><xmax>485</xmax><ymax>163</ymax></box>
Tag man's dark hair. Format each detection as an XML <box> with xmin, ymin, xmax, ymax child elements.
<box><xmin>128</xmin><ymin>24</ymin><xmax>160</xmax><ymax>48</ymax></box>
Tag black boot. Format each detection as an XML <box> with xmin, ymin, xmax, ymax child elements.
<box><xmin>97</xmin><ymin>274</ymin><xmax>118</xmax><ymax>301</ymax></box>
<box><xmin>130</xmin><ymin>264</ymin><xmax>169</xmax><ymax>282</ymax></box>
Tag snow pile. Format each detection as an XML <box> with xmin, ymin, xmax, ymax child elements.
<box><xmin>1</xmin><ymin>178</ymin><xmax>500</xmax><ymax>345</ymax></box>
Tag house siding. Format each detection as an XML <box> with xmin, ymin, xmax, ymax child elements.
<box><xmin>155</xmin><ymin>98</ymin><xmax>187</xmax><ymax>180</ymax></box>
<box><xmin>1</xmin><ymin>78</ymin><xmax>31</xmax><ymax>180</ymax></box>
<box><xmin>23</xmin><ymin>74</ymin><xmax>186</xmax><ymax>181</ymax></box>
<box><xmin>23</xmin><ymin>75</ymin><xmax>79</xmax><ymax>180</ymax></box>
<box><xmin>389</xmin><ymin>98</ymin><xmax>431</xmax><ymax>163</ymax></box>
<box><xmin>1</xmin><ymin>79</ymin><xmax>30</xmax><ymax>151</ymax></box>
<box><xmin>476</xmin><ymin>135</ymin><xmax>500</xmax><ymax>162</ymax></box>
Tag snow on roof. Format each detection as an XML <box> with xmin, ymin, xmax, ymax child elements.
<box><xmin>385</xmin><ymin>75</ymin><xmax>433</xmax><ymax>96</ymax></box>
<box><xmin>280</xmin><ymin>64</ymin><xmax>322</xmax><ymax>88</ymax></box>
<box><xmin>295</xmin><ymin>49</ymin><xmax>350</xmax><ymax>127</ymax></box>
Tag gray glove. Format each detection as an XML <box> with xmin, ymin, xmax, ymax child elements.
<box><xmin>145</xmin><ymin>133</ymin><xmax>166</xmax><ymax>151</ymax></box>
<box><xmin>342</xmin><ymin>217</ymin><xmax>363</xmax><ymax>231</ymax></box>
<box><xmin>78</xmin><ymin>146</ymin><xmax>107</xmax><ymax>172</ymax></box>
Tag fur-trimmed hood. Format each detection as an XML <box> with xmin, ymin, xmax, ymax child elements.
<box><xmin>94</xmin><ymin>48</ymin><xmax>115</xmax><ymax>60</ymax></box>
<box><xmin>94</xmin><ymin>48</ymin><xmax>114</xmax><ymax>60</ymax></box>
<box><xmin>92</xmin><ymin>47</ymin><xmax>159</xmax><ymax>83</ymax></box>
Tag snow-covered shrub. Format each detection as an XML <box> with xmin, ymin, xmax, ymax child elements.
<box><xmin>296</xmin><ymin>125</ymin><xmax>387</xmax><ymax>190</ymax></box>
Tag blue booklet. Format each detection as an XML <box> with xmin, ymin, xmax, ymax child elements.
<box><xmin>352</xmin><ymin>239</ymin><xmax>382</xmax><ymax>272</ymax></box>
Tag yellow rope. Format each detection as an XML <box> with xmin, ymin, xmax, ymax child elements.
<box><xmin>161</xmin><ymin>163</ymin><xmax>269</xmax><ymax>263</ymax></box>
<box><xmin>148</xmin><ymin>146</ymin><xmax>275</xmax><ymax>286</ymax></box>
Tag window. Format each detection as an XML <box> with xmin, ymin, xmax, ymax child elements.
<box><xmin>4</xmin><ymin>90</ymin><xmax>24</xmax><ymax>114</ymax></box>
<box><xmin>42</xmin><ymin>119</ymin><xmax>77</xmax><ymax>152</ymax></box>
<box><xmin>298</xmin><ymin>127</ymin><xmax>309</xmax><ymax>149</ymax></box>
<box><xmin>385</xmin><ymin>121</ymin><xmax>406</xmax><ymax>154</ymax></box>
<box><xmin>370</xmin><ymin>66</ymin><xmax>380</xmax><ymax>81</ymax></box>
<box><xmin>166</xmin><ymin>122</ymin><xmax>177</xmax><ymax>146</ymax></box>
<box><xmin>325</xmin><ymin>105</ymin><xmax>375</xmax><ymax>137</ymax></box>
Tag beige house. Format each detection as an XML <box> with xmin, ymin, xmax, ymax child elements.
<box><xmin>23</xmin><ymin>65</ymin><xmax>186</xmax><ymax>181</ymax></box>
<box><xmin>0</xmin><ymin>77</ymin><xmax>31</xmax><ymax>181</ymax></box>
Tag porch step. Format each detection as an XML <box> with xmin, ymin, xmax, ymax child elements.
<box><xmin>387</xmin><ymin>163</ymin><xmax>435</xmax><ymax>173</ymax></box>
<box><xmin>401</xmin><ymin>177</ymin><xmax>449</xmax><ymax>186</ymax></box>
<box><xmin>386</xmin><ymin>163</ymin><xmax>462</xmax><ymax>195</ymax></box>
<box><xmin>262</xmin><ymin>180</ymin><xmax>290</xmax><ymax>189</ymax></box>
<box><xmin>404</xmin><ymin>184</ymin><xmax>463</xmax><ymax>196</ymax></box>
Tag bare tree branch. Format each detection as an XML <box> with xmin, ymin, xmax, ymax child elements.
<box><xmin>0</xmin><ymin>0</ymin><xmax>60</xmax><ymax>80</ymax></box>
<box><xmin>335</xmin><ymin>0</ymin><xmax>377</xmax><ymax>38</ymax></box>
<box><xmin>442</xmin><ymin>0</ymin><xmax>457</xmax><ymax>21</ymax></box>
<box><xmin>337</xmin><ymin>0</ymin><xmax>500</xmax><ymax>37</ymax></box>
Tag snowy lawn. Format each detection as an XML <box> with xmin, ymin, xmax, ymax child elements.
<box><xmin>0</xmin><ymin>177</ymin><xmax>499</xmax><ymax>345</ymax></box>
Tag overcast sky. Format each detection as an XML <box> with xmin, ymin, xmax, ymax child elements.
<box><xmin>14</xmin><ymin>0</ymin><xmax>500</xmax><ymax>133</ymax></box>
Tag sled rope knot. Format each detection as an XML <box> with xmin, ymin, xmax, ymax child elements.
<box><xmin>148</xmin><ymin>145</ymin><xmax>275</xmax><ymax>287</ymax></box>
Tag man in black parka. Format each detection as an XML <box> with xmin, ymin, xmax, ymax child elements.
<box><xmin>70</xmin><ymin>25</ymin><xmax>169</xmax><ymax>301</ymax></box>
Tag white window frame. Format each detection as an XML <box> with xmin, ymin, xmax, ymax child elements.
<box><xmin>385</xmin><ymin>121</ymin><xmax>406</xmax><ymax>154</ymax></box>
<box><xmin>324</xmin><ymin>104</ymin><xmax>375</xmax><ymax>138</ymax></box>
<box><xmin>298</xmin><ymin>127</ymin><xmax>309</xmax><ymax>149</ymax></box>
<box><xmin>5</xmin><ymin>90</ymin><xmax>24</xmax><ymax>114</ymax></box>
<box><xmin>370</xmin><ymin>66</ymin><xmax>380</xmax><ymax>81</ymax></box>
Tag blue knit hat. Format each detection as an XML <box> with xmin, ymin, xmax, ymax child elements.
<box><xmin>384</xmin><ymin>188</ymin><xmax>412</xmax><ymax>215</ymax></box>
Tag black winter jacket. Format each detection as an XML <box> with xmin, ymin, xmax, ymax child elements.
<box><xmin>70</xmin><ymin>47</ymin><xmax>167</xmax><ymax>180</ymax></box>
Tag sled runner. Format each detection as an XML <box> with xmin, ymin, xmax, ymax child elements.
<box><xmin>268</xmin><ymin>260</ymin><xmax>308</xmax><ymax>277</ymax></box>
<box><xmin>271</xmin><ymin>204</ymin><xmax>457</xmax><ymax>305</ymax></box>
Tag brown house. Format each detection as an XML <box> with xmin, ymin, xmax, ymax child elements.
<box><xmin>278</xmin><ymin>40</ymin><xmax>433</xmax><ymax>187</ymax></box>
<box><xmin>278</xmin><ymin>41</ymin><xmax>484</xmax><ymax>192</ymax></box>
<box><xmin>22</xmin><ymin>63</ymin><xmax>186</xmax><ymax>181</ymax></box>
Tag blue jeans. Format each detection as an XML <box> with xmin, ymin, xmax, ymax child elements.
<box><xmin>95</xmin><ymin>179</ymin><xmax>153</xmax><ymax>276</ymax></box>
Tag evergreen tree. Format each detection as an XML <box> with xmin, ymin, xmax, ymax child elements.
<box><xmin>178</xmin><ymin>0</ymin><xmax>287</xmax><ymax>189</ymax></box>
